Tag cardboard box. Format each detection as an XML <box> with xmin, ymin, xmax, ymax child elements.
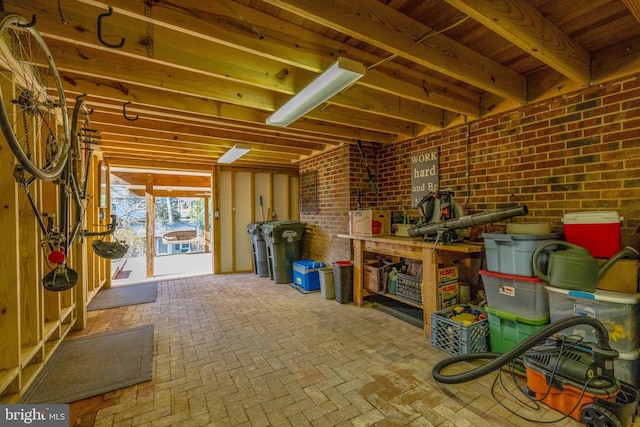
<box><xmin>392</xmin><ymin>224</ymin><xmax>412</xmax><ymax>237</ymax></box>
<box><xmin>438</xmin><ymin>265</ymin><xmax>459</xmax><ymax>309</ymax></box>
<box><xmin>364</xmin><ymin>261</ymin><xmax>386</xmax><ymax>293</ymax></box>
<box><xmin>597</xmin><ymin>259</ymin><xmax>639</xmax><ymax>294</ymax></box>
<box><xmin>349</xmin><ymin>210</ymin><xmax>390</xmax><ymax>236</ymax></box>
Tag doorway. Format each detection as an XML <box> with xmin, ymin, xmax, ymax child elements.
<box><xmin>108</xmin><ymin>168</ymin><xmax>213</xmax><ymax>284</ymax></box>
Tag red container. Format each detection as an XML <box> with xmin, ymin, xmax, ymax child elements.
<box><xmin>563</xmin><ymin>211</ymin><xmax>621</xmax><ymax>258</ymax></box>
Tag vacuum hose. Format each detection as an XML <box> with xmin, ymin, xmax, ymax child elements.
<box><xmin>432</xmin><ymin>315</ymin><xmax>612</xmax><ymax>384</ymax></box>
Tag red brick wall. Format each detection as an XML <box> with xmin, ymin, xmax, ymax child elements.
<box><xmin>300</xmin><ymin>143</ymin><xmax>382</xmax><ymax>263</ymax></box>
<box><xmin>299</xmin><ymin>145</ymin><xmax>351</xmax><ymax>263</ymax></box>
<box><xmin>300</xmin><ymin>73</ymin><xmax>640</xmax><ymax>257</ymax></box>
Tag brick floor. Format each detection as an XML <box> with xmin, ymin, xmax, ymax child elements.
<box><xmin>67</xmin><ymin>274</ymin><xmax>598</xmax><ymax>426</ymax></box>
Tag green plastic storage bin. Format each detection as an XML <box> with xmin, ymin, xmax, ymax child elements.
<box><xmin>486</xmin><ymin>306</ymin><xmax>549</xmax><ymax>353</ymax></box>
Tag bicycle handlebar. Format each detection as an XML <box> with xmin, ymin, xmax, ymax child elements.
<box><xmin>83</xmin><ymin>214</ymin><xmax>119</xmax><ymax>237</ymax></box>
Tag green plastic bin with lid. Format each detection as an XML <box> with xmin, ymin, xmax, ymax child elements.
<box><xmin>486</xmin><ymin>306</ymin><xmax>550</xmax><ymax>353</ymax></box>
<box><xmin>261</xmin><ymin>220</ymin><xmax>306</xmax><ymax>284</ymax></box>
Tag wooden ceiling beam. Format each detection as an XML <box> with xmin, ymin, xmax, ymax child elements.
<box><xmin>623</xmin><ymin>0</ymin><xmax>640</xmax><ymax>23</ymax></box>
<box><xmin>20</xmin><ymin>0</ymin><xmax>481</xmax><ymax>117</ymax></box>
<box><xmin>98</xmin><ymin>137</ymin><xmax>302</xmax><ymax>162</ymax></box>
<box><xmin>105</xmin><ymin>157</ymin><xmax>216</xmax><ymax>172</ymax></box>
<box><xmin>86</xmin><ymin>112</ymin><xmax>321</xmax><ymax>155</ymax></box>
<box><xmin>69</xmin><ymin>95</ymin><xmax>350</xmax><ymax>147</ymax></box>
<box><xmin>48</xmin><ymin>36</ymin><xmax>442</xmax><ymax>130</ymax></box>
<box><xmin>265</xmin><ymin>0</ymin><xmax>527</xmax><ymax>102</ymax></box>
<box><xmin>445</xmin><ymin>0</ymin><xmax>590</xmax><ymax>84</ymax></box>
<box><xmin>101</xmin><ymin>143</ymin><xmax>294</xmax><ymax>168</ymax></box>
<box><xmin>111</xmin><ymin>172</ymin><xmax>209</xmax><ymax>187</ymax></box>
<box><xmin>59</xmin><ymin>72</ymin><xmax>394</xmax><ymax>143</ymax></box>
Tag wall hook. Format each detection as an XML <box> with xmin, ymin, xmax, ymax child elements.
<box><xmin>123</xmin><ymin>101</ymin><xmax>138</xmax><ymax>121</ymax></box>
<box><xmin>97</xmin><ymin>6</ymin><xmax>125</xmax><ymax>49</ymax></box>
<box><xmin>17</xmin><ymin>14</ymin><xmax>37</xmax><ymax>28</ymax></box>
<box><xmin>57</xmin><ymin>0</ymin><xmax>68</xmax><ymax>25</ymax></box>
<box><xmin>76</xmin><ymin>93</ymin><xmax>94</xmax><ymax>115</ymax></box>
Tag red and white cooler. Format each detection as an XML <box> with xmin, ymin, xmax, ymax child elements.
<box><xmin>562</xmin><ymin>211</ymin><xmax>622</xmax><ymax>258</ymax></box>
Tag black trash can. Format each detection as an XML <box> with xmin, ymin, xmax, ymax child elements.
<box><xmin>247</xmin><ymin>221</ymin><xmax>272</xmax><ymax>277</ymax></box>
<box><xmin>262</xmin><ymin>220</ymin><xmax>306</xmax><ymax>284</ymax></box>
<box><xmin>333</xmin><ymin>260</ymin><xmax>354</xmax><ymax>304</ymax></box>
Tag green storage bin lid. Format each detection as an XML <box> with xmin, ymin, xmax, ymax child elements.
<box><xmin>485</xmin><ymin>306</ymin><xmax>549</xmax><ymax>325</ymax></box>
<box><xmin>261</xmin><ymin>220</ymin><xmax>305</xmax><ymax>233</ymax></box>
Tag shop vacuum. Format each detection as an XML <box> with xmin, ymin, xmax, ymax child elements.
<box><xmin>432</xmin><ymin>316</ymin><xmax>639</xmax><ymax>426</ymax></box>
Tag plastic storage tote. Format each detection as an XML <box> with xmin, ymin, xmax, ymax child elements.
<box><xmin>480</xmin><ymin>270</ymin><xmax>549</xmax><ymax>318</ymax></box>
<box><xmin>614</xmin><ymin>349</ymin><xmax>639</xmax><ymax>388</ymax></box>
<box><xmin>546</xmin><ymin>286</ymin><xmax>640</xmax><ymax>352</ymax></box>
<box><xmin>486</xmin><ymin>306</ymin><xmax>549</xmax><ymax>353</ymax></box>
<box><xmin>262</xmin><ymin>220</ymin><xmax>305</xmax><ymax>284</ymax></box>
<box><xmin>431</xmin><ymin>305</ymin><xmax>490</xmax><ymax>356</ymax></box>
<box><xmin>293</xmin><ymin>260</ymin><xmax>325</xmax><ymax>291</ymax></box>
<box><xmin>482</xmin><ymin>233</ymin><xmax>561</xmax><ymax>277</ymax></box>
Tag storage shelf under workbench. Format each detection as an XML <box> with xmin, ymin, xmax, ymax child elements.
<box><xmin>338</xmin><ymin>234</ymin><xmax>484</xmax><ymax>336</ymax></box>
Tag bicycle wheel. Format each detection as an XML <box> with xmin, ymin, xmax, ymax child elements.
<box><xmin>70</xmin><ymin>98</ymin><xmax>91</xmax><ymax>197</ymax></box>
<box><xmin>0</xmin><ymin>13</ymin><xmax>69</xmax><ymax>181</ymax></box>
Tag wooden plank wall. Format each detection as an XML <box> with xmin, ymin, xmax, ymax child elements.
<box><xmin>217</xmin><ymin>170</ymin><xmax>299</xmax><ymax>274</ymax></box>
<box><xmin>0</xmin><ymin>78</ymin><xmax>108</xmax><ymax>402</ymax></box>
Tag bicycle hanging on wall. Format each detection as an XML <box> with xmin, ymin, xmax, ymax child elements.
<box><xmin>0</xmin><ymin>3</ymin><xmax>127</xmax><ymax>291</ymax></box>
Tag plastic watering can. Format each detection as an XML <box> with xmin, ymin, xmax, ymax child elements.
<box><xmin>532</xmin><ymin>241</ymin><xmax>638</xmax><ymax>293</ymax></box>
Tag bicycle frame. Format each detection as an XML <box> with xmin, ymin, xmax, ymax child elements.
<box><xmin>14</xmin><ymin>162</ymin><xmax>117</xmax><ymax>291</ymax></box>
<box><xmin>0</xmin><ymin>6</ymin><xmax>127</xmax><ymax>291</ymax></box>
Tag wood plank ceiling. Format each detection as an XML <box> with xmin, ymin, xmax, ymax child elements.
<box><xmin>5</xmin><ymin>1</ymin><xmax>640</xmax><ymax>187</ymax></box>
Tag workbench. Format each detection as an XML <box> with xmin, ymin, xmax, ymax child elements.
<box><xmin>338</xmin><ymin>234</ymin><xmax>484</xmax><ymax>336</ymax></box>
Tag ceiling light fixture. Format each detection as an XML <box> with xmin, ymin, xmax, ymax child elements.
<box><xmin>266</xmin><ymin>57</ymin><xmax>366</xmax><ymax>127</ymax></box>
<box><xmin>218</xmin><ymin>144</ymin><xmax>250</xmax><ymax>164</ymax></box>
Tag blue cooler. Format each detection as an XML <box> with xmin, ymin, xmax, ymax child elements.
<box><xmin>293</xmin><ymin>260</ymin><xmax>326</xmax><ymax>291</ymax></box>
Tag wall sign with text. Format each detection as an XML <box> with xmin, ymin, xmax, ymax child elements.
<box><xmin>411</xmin><ymin>147</ymin><xmax>439</xmax><ymax>207</ymax></box>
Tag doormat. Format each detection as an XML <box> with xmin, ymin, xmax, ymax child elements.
<box><xmin>19</xmin><ymin>325</ymin><xmax>154</xmax><ymax>404</ymax></box>
<box><xmin>115</xmin><ymin>269</ymin><xmax>132</xmax><ymax>279</ymax></box>
<box><xmin>88</xmin><ymin>282</ymin><xmax>158</xmax><ymax>311</ymax></box>
<box><xmin>364</xmin><ymin>294</ymin><xmax>423</xmax><ymax>328</ymax></box>
<box><xmin>287</xmin><ymin>282</ymin><xmax>320</xmax><ymax>294</ymax></box>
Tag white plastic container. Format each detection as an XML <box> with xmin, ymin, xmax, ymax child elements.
<box><xmin>546</xmin><ymin>286</ymin><xmax>640</xmax><ymax>352</ymax></box>
<box><xmin>615</xmin><ymin>349</ymin><xmax>639</xmax><ymax>388</ymax></box>
<box><xmin>562</xmin><ymin>211</ymin><xmax>622</xmax><ymax>258</ymax></box>
<box><xmin>480</xmin><ymin>270</ymin><xmax>549</xmax><ymax>318</ymax></box>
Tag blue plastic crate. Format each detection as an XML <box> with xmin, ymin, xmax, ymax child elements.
<box><xmin>293</xmin><ymin>260</ymin><xmax>325</xmax><ymax>291</ymax></box>
<box><xmin>431</xmin><ymin>305</ymin><xmax>490</xmax><ymax>356</ymax></box>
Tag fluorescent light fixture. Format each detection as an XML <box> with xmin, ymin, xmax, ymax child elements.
<box><xmin>218</xmin><ymin>144</ymin><xmax>250</xmax><ymax>164</ymax></box>
<box><xmin>266</xmin><ymin>57</ymin><xmax>366</xmax><ymax>127</ymax></box>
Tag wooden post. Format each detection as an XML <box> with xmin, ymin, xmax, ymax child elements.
<box><xmin>145</xmin><ymin>174</ymin><xmax>154</xmax><ymax>278</ymax></box>
<box><xmin>204</xmin><ymin>196</ymin><xmax>211</xmax><ymax>253</ymax></box>
<box><xmin>18</xmin><ymin>108</ymin><xmax>42</xmax><ymax>352</ymax></box>
<box><xmin>212</xmin><ymin>166</ymin><xmax>220</xmax><ymax>274</ymax></box>
<box><xmin>0</xmin><ymin>73</ymin><xmax>21</xmax><ymax>393</ymax></box>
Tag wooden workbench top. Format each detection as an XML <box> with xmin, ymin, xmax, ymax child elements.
<box><xmin>337</xmin><ymin>234</ymin><xmax>484</xmax><ymax>253</ymax></box>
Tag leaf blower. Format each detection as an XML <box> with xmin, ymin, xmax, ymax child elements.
<box><xmin>408</xmin><ymin>190</ymin><xmax>528</xmax><ymax>244</ymax></box>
